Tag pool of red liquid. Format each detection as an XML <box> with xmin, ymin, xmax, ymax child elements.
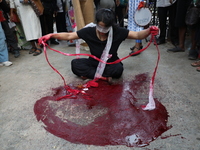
<box><xmin>34</xmin><ymin>73</ymin><xmax>170</xmax><ymax>147</ymax></box>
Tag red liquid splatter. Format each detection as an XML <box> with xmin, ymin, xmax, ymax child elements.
<box><xmin>161</xmin><ymin>134</ymin><xmax>181</xmax><ymax>139</ymax></box>
<box><xmin>34</xmin><ymin>73</ymin><xmax>170</xmax><ymax>147</ymax></box>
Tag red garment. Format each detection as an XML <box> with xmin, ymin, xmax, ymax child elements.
<box><xmin>0</xmin><ymin>11</ymin><xmax>6</xmax><ymax>22</ymax></box>
<box><xmin>137</xmin><ymin>1</ymin><xmax>145</xmax><ymax>10</ymax></box>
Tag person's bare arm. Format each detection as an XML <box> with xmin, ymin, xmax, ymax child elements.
<box><xmin>50</xmin><ymin>32</ymin><xmax>79</xmax><ymax>40</ymax></box>
<box><xmin>39</xmin><ymin>32</ymin><xmax>79</xmax><ymax>43</ymax></box>
<box><xmin>127</xmin><ymin>28</ymin><xmax>151</xmax><ymax>40</ymax></box>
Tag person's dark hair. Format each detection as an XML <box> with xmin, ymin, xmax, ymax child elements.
<box><xmin>95</xmin><ymin>8</ymin><xmax>117</xmax><ymax>29</ymax></box>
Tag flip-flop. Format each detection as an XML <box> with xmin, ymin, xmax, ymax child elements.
<box><xmin>191</xmin><ymin>60</ymin><xmax>200</xmax><ymax>67</ymax></box>
<box><xmin>29</xmin><ymin>47</ymin><xmax>36</xmax><ymax>54</ymax></box>
<box><xmin>167</xmin><ymin>46</ymin><xmax>185</xmax><ymax>52</ymax></box>
<box><xmin>130</xmin><ymin>46</ymin><xmax>136</xmax><ymax>50</ymax></box>
<box><xmin>33</xmin><ymin>48</ymin><xmax>42</xmax><ymax>56</ymax></box>
<box><xmin>129</xmin><ymin>46</ymin><xmax>143</xmax><ymax>56</ymax></box>
<box><xmin>196</xmin><ymin>67</ymin><xmax>200</xmax><ymax>72</ymax></box>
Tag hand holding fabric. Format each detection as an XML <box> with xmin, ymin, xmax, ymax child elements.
<box><xmin>38</xmin><ymin>34</ymin><xmax>52</xmax><ymax>45</ymax></box>
<box><xmin>149</xmin><ymin>26</ymin><xmax>159</xmax><ymax>36</ymax></box>
<box><xmin>137</xmin><ymin>1</ymin><xmax>145</xmax><ymax>10</ymax></box>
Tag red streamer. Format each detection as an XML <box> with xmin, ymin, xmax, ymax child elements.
<box><xmin>138</xmin><ymin>1</ymin><xmax>145</xmax><ymax>10</ymax></box>
<box><xmin>41</xmin><ymin>34</ymin><xmax>159</xmax><ymax>106</ymax></box>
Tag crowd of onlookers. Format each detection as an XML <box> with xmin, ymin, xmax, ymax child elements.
<box><xmin>0</xmin><ymin>0</ymin><xmax>200</xmax><ymax>72</ymax></box>
<box><xmin>155</xmin><ymin>0</ymin><xmax>200</xmax><ymax>72</ymax></box>
<box><xmin>0</xmin><ymin>0</ymin><xmax>66</xmax><ymax>66</ymax></box>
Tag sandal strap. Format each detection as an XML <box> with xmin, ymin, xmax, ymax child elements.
<box><xmin>130</xmin><ymin>46</ymin><xmax>135</xmax><ymax>50</ymax></box>
<box><xmin>196</xmin><ymin>67</ymin><xmax>200</xmax><ymax>72</ymax></box>
<box><xmin>191</xmin><ymin>60</ymin><xmax>200</xmax><ymax>67</ymax></box>
<box><xmin>31</xmin><ymin>46</ymin><xmax>37</xmax><ymax>49</ymax></box>
<box><xmin>134</xmin><ymin>47</ymin><xmax>140</xmax><ymax>50</ymax></box>
<box><xmin>33</xmin><ymin>48</ymin><xmax>42</xmax><ymax>56</ymax></box>
<box><xmin>131</xmin><ymin>46</ymin><xmax>143</xmax><ymax>52</ymax></box>
<box><xmin>36</xmin><ymin>48</ymin><xmax>42</xmax><ymax>52</ymax></box>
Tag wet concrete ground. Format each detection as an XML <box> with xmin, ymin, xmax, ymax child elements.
<box><xmin>0</xmin><ymin>37</ymin><xmax>200</xmax><ymax>150</ymax></box>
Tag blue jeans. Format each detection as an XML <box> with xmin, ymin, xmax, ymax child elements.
<box><xmin>136</xmin><ymin>39</ymin><xmax>142</xmax><ymax>43</ymax></box>
<box><xmin>0</xmin><ymin>23</ymin><xmax>8</xmax><ymax>62</ymax></box>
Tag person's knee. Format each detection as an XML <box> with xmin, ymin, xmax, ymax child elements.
<box><xmin>114</xmin><ymin>67</ymin><xmax>124</xmax><ymax>78</ymax></box>
<box><xmin>71</xmin><ymin>59</ymin><xmax>76</xmax><ymax>66</ymax></box>
<box><xmin>71</xmin><ymin>59</ymin><xmax>79</xmax><ymax>74</ymax></box>
<box><xmin>106</xmin><ymin>64</ymin><xmax>124</xmax><ymax>78</ymax></box>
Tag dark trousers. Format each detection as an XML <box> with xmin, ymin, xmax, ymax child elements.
<box><xmin>55</xmin><ymin>12</ymin><xmax>67</xmax><ymax>33</ymax></box>
<box><xmin>39</xmin><ymin>12</ymin><xmax>55</xmax><ymax>42</ymax></box>
<box><xmin>1</xmin><ymin>21</ymin><xmax>19</xmax><ymax>50</ymax></box>
<box><xmin>157</xmin><ymin>2</ymin><xmax>178</xmax><ymax>43</ymax></box>
<box><xmin>115</xmin><ymin>5</ymin><xmax>125</xmax><ymax>27</ymax></box>
<box><xmin>71</xmin><ymin>58</ymin><xmax>124</xmax><ymax>79</ymax></box>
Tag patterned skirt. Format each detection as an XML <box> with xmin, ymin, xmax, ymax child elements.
<box><xmin>127</xmin><ymin>0</ymin><xmax>144</xmax><ymax>32</ymax></box>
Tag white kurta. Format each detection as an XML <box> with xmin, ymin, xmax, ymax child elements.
<box><xmin>9</xmin><ymin>0</ymin><xmax>42</xmax><ymax>41</ymax></box>
<box><xmin>156</xmin><ymin>0</ymin><xmax>176</xmax><ymax>7</ymax></box>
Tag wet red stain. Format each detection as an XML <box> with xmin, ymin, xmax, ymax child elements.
<box><xmin>34</xmin><ymin>73</ymin><xmax>170</xmax><ymax>147</ymax></box>
<box><xmin>161</xmin><ymin>134</ymin><xmax>181</xmax><ymax>139</ymax></box>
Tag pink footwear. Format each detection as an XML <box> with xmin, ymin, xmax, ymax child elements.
<box><xmin>191</xmin><ymin>60</ymin><xmax>200</xmax><ymax>67</ymax></box>
<box><xmin>196</xmin><ymin>67</ymin><xmax>200</xmax><ymax>72</ymax></box>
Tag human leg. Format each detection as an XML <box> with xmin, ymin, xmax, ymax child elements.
<box><xmin>167</xmin><ymin>0</ymin><xmax>189</xmax><ymax>52</ymax></box>
<box><xmin>156</xmin><ymin>6</ymin><xmax>168</xmax><ymax>44</ymax></box>
<box><xmin>46</xmin><ymin>13</ymin><xmax>59</xmax><ymax>45</ymax></box>
<box><xmin>128</xmin><ymin>0</ymin><xmax>144</xmax><ymax>55</ymax></box>
<box><xmin>167</xmin><ymin>26</ymin><xmax>186</xmax><ymax>52</ymax></box>
<box><xmin>115</xmin><ymin>5</ymin><xmax>125</xmax><ymax>27</ymax></box>
<box><xmin>1</xmin><ymin>21</ymin><xmax>20</xmax><ymax>58</ymax></box>
<box><xmin>39</xmin><ymin>15</ymin><xmax>46</xmax><ymax>36</ymax></box>
<box><xmin>71</xmin><ymin>58</ymin><xmax>98</xmax><ymax>79</ymax></box>
<box><xmin>103</xmin><ymin>63</ymin><xmax>124</xmax><ymax>78</ymax></box>
<box><xmin>0</xmin><ymin>23</ymin><xmax>12</xmax><ymax>66</ymax></box>
<box><xmin>129</xmin><ymin>40</ymin><xmax>143</xmax><ymax>56</ymax></box>
<box><xmin>55</xmin><ymin>12</ymin><xmax>67</xmax><ymax>33</ymax></box>
<box><xmin>178</xmin><ymin>26</ymin><xmax>187</xmax><ymax>50</ymax></box>
<box><xmin>168</xmin><ymin>1</ymin><xmax>179</xmax><ymax>46</ymax></box>
<box><xmin>29</xmin><ymin>40</ymin><xmax>42</xmax><ymax>56</ymax></box>
<box><xmin>71</xmin><ymin>58</ymin><xmax>123</xmax><ymax>83</ymax></box>
<box><xmin>188</xmin><ymin>27</ymin><xmax>198</xmax><ymax>60</ymax></box>
<box><xmin>0</xmin><ymin>37</ymin><xmax>9</xmax><ymax>64</ymax></box>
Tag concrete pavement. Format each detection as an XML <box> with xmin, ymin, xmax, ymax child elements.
<box><xmin>0</xmin><ymin>37</ymin><xmax>200</xmax><ymax>150</ymax></box>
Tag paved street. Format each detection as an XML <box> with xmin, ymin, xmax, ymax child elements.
<box><xmin>0</xmin><ymin>37</ymin><xmax>200</xmax><ymax>150</ymax></box>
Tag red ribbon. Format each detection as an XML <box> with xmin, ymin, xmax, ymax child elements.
<box><xmin>138</xmin><ymin>1</ymin><xmax>145</xmax><ymax>10</ymax></box>
<box><xmin>41</xmin><ymin>34</ymin><xmax>159</xmax><ymax>110</ymax></box>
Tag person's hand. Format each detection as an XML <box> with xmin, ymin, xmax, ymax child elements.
<box><xmin>138</xmin><ymin>1</ymin><xmax>145</xmax><ymax>10</ymax></box>
<box><xmin>38</xmin><ymin>34</ymin><xmax>52</xmax><ymax>45</ymax></box>
<box><xmin>149</xmin><ymin>26</ymin><xmax>159</xmax><ymax>36</ymax></box>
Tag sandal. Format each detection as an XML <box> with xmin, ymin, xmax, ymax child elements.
<box><xmin>33</xmin><ymin>48</ymin><xmax>42</xmax><ymax>56</ymax></box>
<box><xmin>167</xmin><ymin>46</ymin><xmax>185</xmax><ymax>52</ymax></box>
<box><xmin>191</xmin><ymin>60</ymin><xmax>200</xmax><ymax>67</ymax></box>
<box><xmin>29</xmin><ymin>47</ymin><xmax>36</xmax><ymax>54</ymax></box>
<box><xmin>188</xmin><ymin>49</ymin><xmax>198</xmax><ymax>60</ymax></box>
<box><xmin>196</xmin><ymin>67</ymin><xmax>200</xmax><ymax>72</ymax></box>
<box><xmin>129</xmin><ymin>46</ymin><xmax>143</xmax><ymax>56</ymax></box>
<box><xmin>130</xmin><ymin>46</ymin><xmax>136</xmax><ymax>51</ymax></box>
